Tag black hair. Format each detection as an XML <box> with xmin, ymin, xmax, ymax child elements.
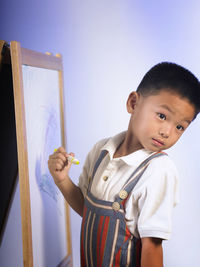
<box><xmin>136</xmin><ymin>62</ymin><xmax>200</xmax><ymax>116</ymax></box>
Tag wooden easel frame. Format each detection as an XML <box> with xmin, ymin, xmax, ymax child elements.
<box><xmin>10</xmin><ymin>41</ymin><xmax>72</xmax><ymax>267</ymax></box>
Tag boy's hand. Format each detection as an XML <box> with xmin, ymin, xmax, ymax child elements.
<box><xmin>48</xmin><ymin>147</ymin><xmax>74</xmax><ymax>184</ymax></box>
<box><xmin>48</xmin><ymin>147</ymin><xmax>84</xmax><ymax>216</ymax></box>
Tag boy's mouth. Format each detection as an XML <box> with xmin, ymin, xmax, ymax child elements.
<box><xmin>152</xmin><ymin>138</ymin><xmax>164</xmax><ymax>147</ymax></box>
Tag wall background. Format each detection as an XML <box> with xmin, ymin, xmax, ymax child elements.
<box><xmin>0</xmin><ymin>0</ymin><xmax>200</xmax><ymax>266</ymax></box>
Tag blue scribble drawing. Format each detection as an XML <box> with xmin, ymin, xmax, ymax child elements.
<box><xmin>35</xmin><ymin>157</ymin><xmax>58</xmax><ymax>202</ymax></box>
<box><xmin>35</xmin><ymin>105</ymin><xmax>61</xmax><ymax>203</ymax></box>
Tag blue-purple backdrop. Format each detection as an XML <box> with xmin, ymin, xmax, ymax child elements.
<box><xmin>0</xmin><ymin>1</ymin><xmax>200</xmax><ymax>266</ymax></box>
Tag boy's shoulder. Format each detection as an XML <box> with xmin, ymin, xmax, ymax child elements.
<box><xmin>90</xmin><ymin>136</ymin><xmax>110</xmax><ymax>154</ymax></box>
<box><xmin>132</xmin><ymin>153</ymin><xmax>179</xmax><ymax>205</ymax></box>
<box><xmin>144</xmin><ymin>152</ymin><xmax>179</xmax><ymax>183</ymax></box>
<box><xmin>86</xmin><ymin>136</ymin><xmax>110</xmax><ymax>163</ymax></box>
<box><xmin>150</xmin><ymin>152</ymin><xmax>177</xmax><ymax>170</ymax></box>
<box><xmin>92</xmin><ymin>131</ymin><xmax>126</xmax><ymax>152</ymax></box>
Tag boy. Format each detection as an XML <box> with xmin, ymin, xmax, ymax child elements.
<box><xmin>48</xmin><ymin>62</ymin><xmax>200</xmax><ymax>267</ymax></box>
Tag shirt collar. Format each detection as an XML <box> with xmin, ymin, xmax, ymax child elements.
<box><xmin>101</xmin><ymin>131</ymin><xmax>153</xmax><ymax>167</ymax></box>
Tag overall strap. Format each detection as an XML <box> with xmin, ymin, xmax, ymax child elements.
<box><xmin>88</xmin><ymin>150</ymin><xmax>108</xmax><ymax>191</ymax></box>
<box><xmin>115</xmin><ymin>151</ymin><xmax>167</xmax><ymax>204</ymax></box>
<box><xmin>125</xmin><ymin>151</ymin><xmax>166</xmax><ymax>191</ymax></box>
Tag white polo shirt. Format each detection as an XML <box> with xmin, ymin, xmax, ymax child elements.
<box><xmin>78</xmin><ymin>132</ymin><xmax>179</xmax><ymax>240</ymax></box>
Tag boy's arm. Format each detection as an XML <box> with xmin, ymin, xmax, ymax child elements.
<box><xmin>48</xmin><ymin>147</ymin><xmax>84</xmax><ymax>216</ymax></box>
<box><xmin>141</xmin><ymin>237</ymin><xmax>163</xmax><ymax>267</ymax></box>
<box><xmin>55</xmin><ymin>175</ymin><xmax>84</xmax><ymax>216</ymax></box>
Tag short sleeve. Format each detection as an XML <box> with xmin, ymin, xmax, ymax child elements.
<box><xmin>78</xmin><ymin>151</ymin><xmax>91</xmax><ymax>197</ymax></box>
<box><xmin>136</xmin><ymin>156</ymin><xmax>179</xmax><ymax>240</ymax></box>
<box><xmin>78</xmin><ymin>138</ymin><xmax>109</xmax><ymax>197</ymax></box>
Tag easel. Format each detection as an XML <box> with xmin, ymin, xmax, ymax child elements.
<box><xmin>0</xmin><ymin>40</ymin><xmax>73</xmax><ymax>267</ymax></box>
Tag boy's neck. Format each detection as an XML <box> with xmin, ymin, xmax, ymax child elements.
<box><xmin>113</xmin><ymin>132</ymin><xmax>143</xmax><ymax>158</ymax></box>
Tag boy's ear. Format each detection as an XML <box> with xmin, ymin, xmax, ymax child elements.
<box><xmin>126</xmin><ymin>92</ymin><xmax>140</xmax><ymax>113</ymax></box>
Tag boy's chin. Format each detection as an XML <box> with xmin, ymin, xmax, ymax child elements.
<box><xmin>144</xmin><ymin>145</ymin><xmax>166</xmax><ymax>152</ymax></box>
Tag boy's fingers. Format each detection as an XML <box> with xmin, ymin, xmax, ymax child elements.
<box><xmin>56</xmin><ymin>158</ymin><xmax>65</xmax><ymax>166</ymax></box>
<box><xmin>50</xmin><ymin>152</ymin><xmax>66</xmax><ymax>161</ymax></box>
<box><xmin>48</xmin><ymin>149</ymin><xmax>76</xmax><ymax>171</ymax></box>
<box><xmin>54</xmin><ymin>147</ymin><xmax>66</xmax><ymax>154</ymax></box>
<box><xmin>69</xmin><ymin>152</ymin><xmax>75</xmax><ymax>157</ymax></box>
<box><xmin>52</xmin><ymin>148</ymin><xmax>75</xmax><ymax>160</ymax></box>
<box><xmin>48</xmin><ymin>158</ymin><xmax>65</xmax><ymax>171</ymax></box>
<box><xmin>65</xmin><ymin>152</ymin><xmax>75</xmax><ymax>158</ymax></box>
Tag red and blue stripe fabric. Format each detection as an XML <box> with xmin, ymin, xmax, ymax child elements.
<box><xmin>81</xmin><ymin>151</ymin><xmax>166</xmax><ymax>267</ymax></box>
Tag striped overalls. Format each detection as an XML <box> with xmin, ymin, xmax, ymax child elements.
<box><xmin>81</xmin><ymin>150</ymin><xmax>166</xmax><ymax>267</ymax></box>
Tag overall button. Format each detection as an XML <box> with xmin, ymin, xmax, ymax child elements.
<box><xmin>103</xmin><ymin>176</ymin><xmax>108</xmax><ymax>181</ymax></box>
<box><xmin>119</xmin><ymin>190</ymin><xmax>128</xmax><ymax>200</ymax></box>
<box><xmin>112</xmin><ymin>202</ymin><xmax>120</xmax><ymax>211</ymax></box>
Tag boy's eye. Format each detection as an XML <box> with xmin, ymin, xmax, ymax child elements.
<box><xmin>158</xmin><ymin>113</ymin><xmax>166</xmax><ymax>120</ymax></box>
<box><xmin>176</xmin><ymin>125</ymin><xmax>184</xmax><ymax>131</ymax></box>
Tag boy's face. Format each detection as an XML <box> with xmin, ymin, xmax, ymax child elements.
<box><xmin>127</xmin><ymin>90</ymin><xmax>195</xmax><ymax>152</ymax></box>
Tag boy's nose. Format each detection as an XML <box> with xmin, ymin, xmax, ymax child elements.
<box><xmin>159</xmin><ymin>124</ymin><xmax>172</xmax><ymax>138</ymax></box>
<box><xmin>159</xmin><ymin>131</ymin><xmax>169</xmax><ymax>138</ymax></box>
